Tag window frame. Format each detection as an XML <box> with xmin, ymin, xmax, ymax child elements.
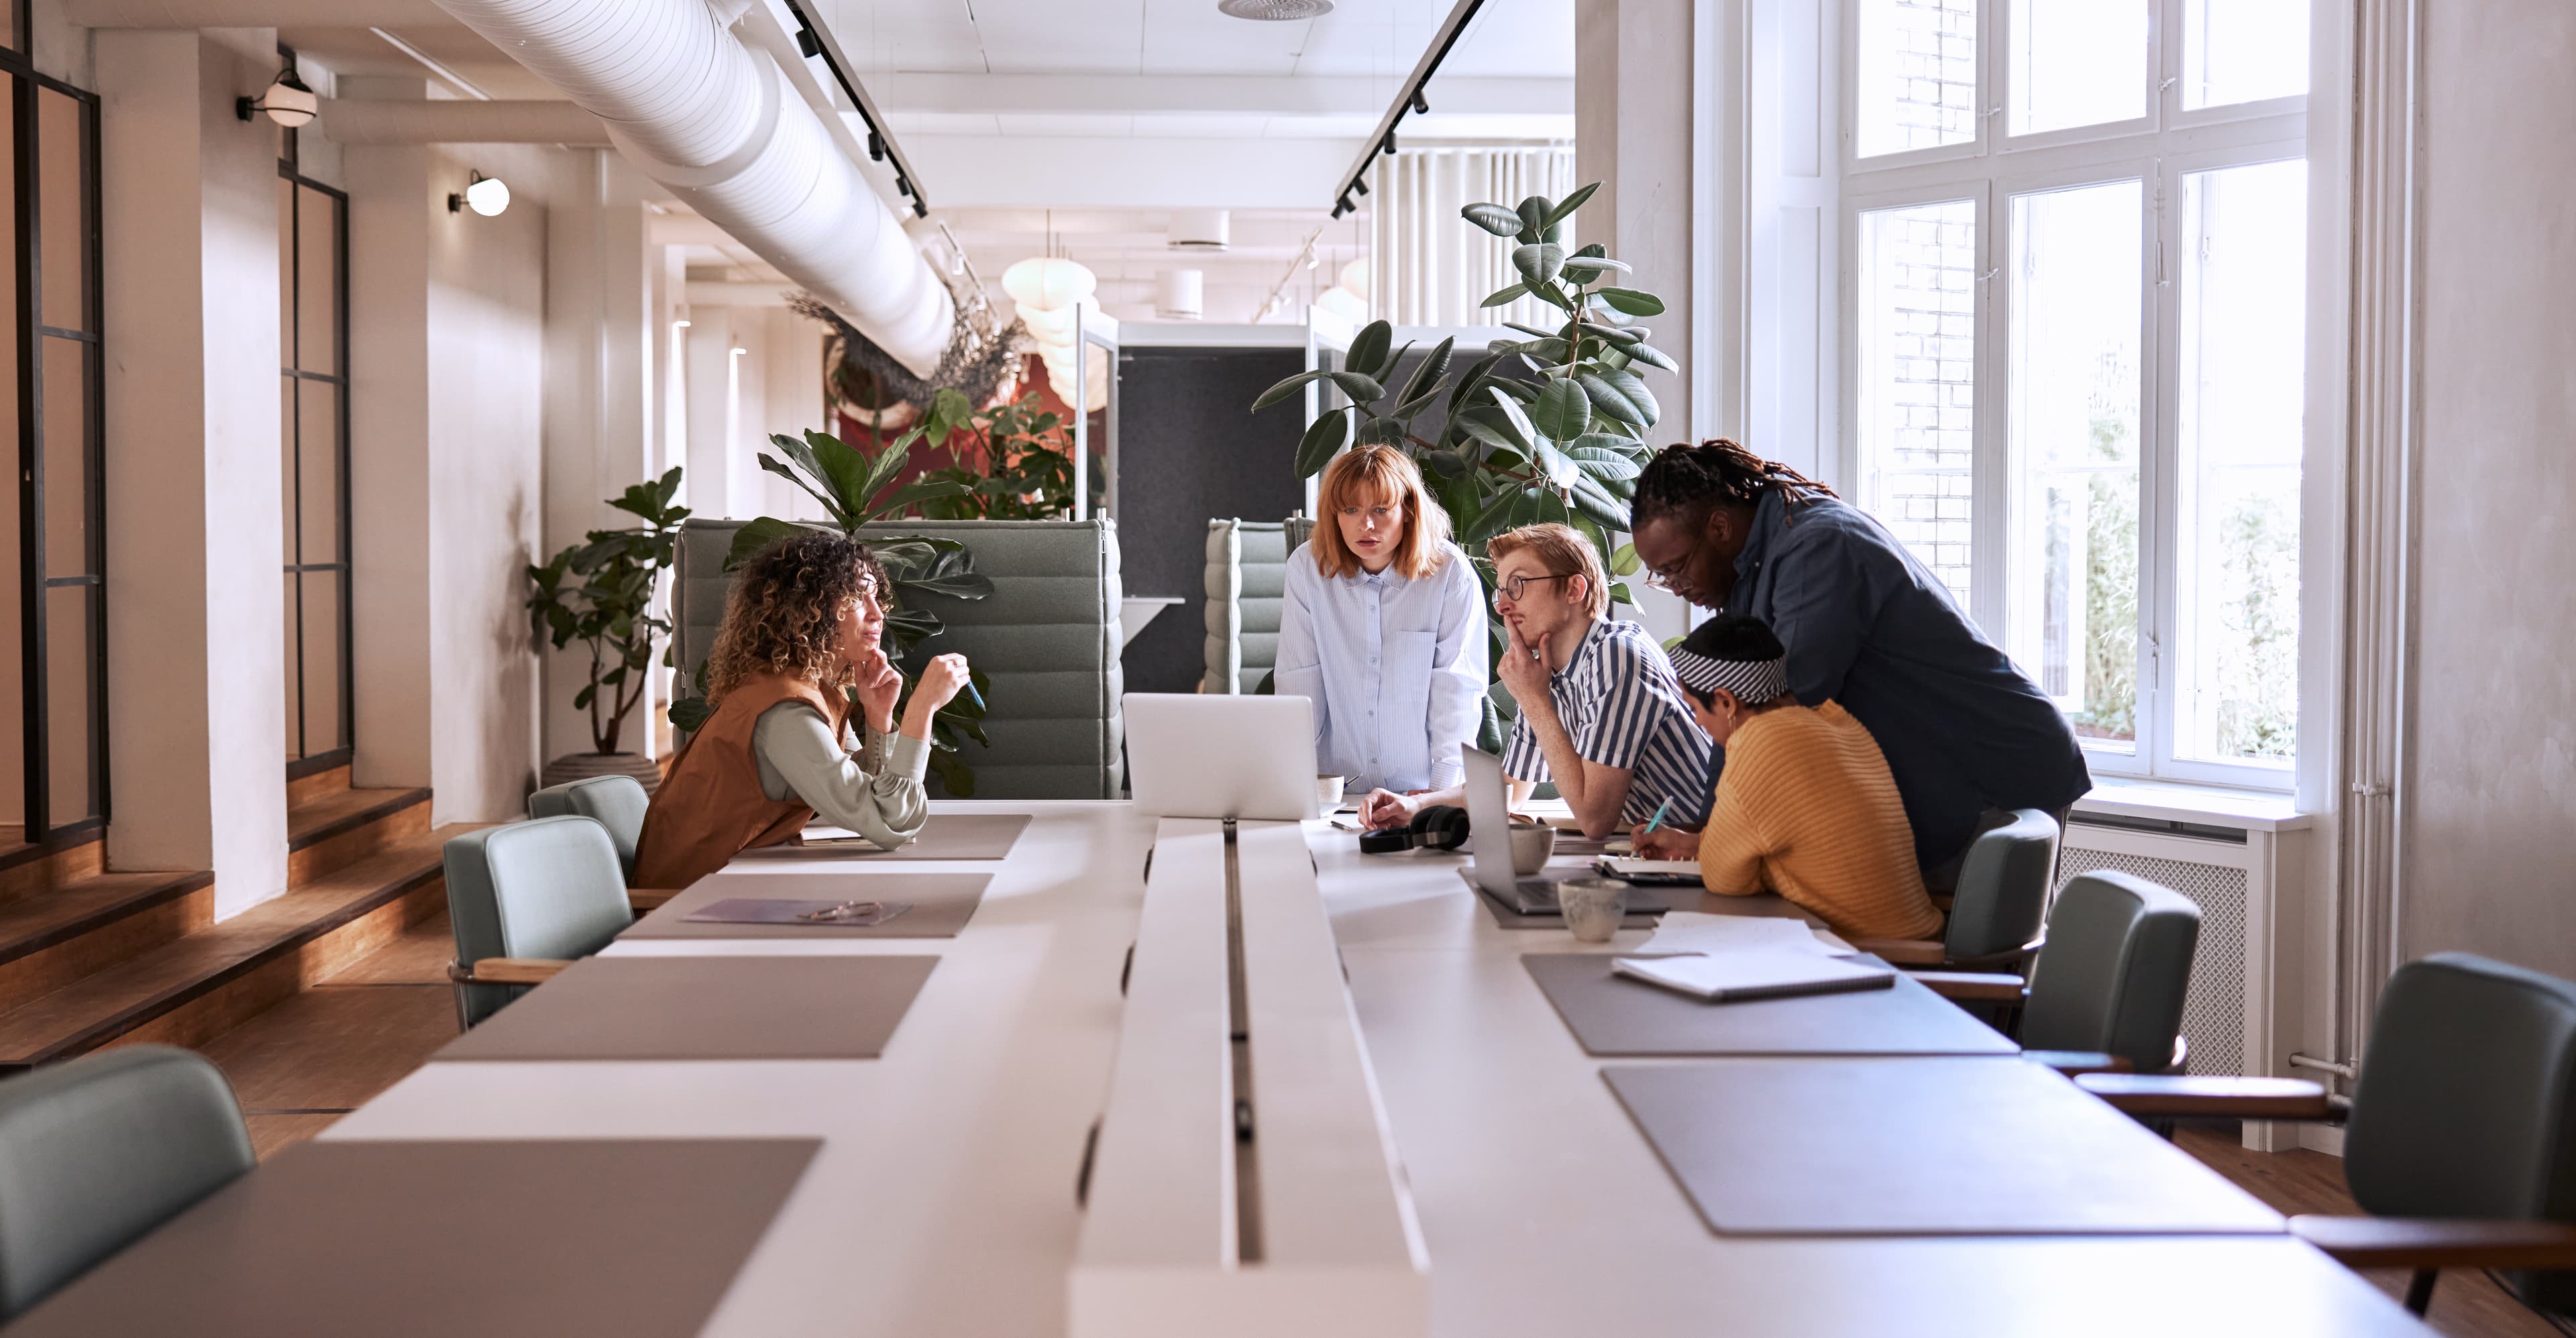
<box><xmin>1837</xmin><ymin>0</ymin><xmax>2306</xmax><ymax>789</ymax></box>
<box><xmin>278</xmin><ymin>78</ymin><xmax>354</xmax><ymax>781</ymax></box>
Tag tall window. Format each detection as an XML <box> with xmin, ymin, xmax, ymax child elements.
<box><xmin>278</xmin><ymin>109</ymin><xmax>350</xmax><ymax>774</ymax></box>
<box><xmin>0</xmin><ymin>24</ymin><xmax>107</xmax><ymax>850</ymax></box>
<box><xmin>1843</xmin><ymin>0</ymin><xmax>2308</xmax><ymax>787</ymax></box>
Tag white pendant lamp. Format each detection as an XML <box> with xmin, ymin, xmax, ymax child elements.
<box><xmin>1002</xmin><ymin>248</ymin><xmax>1100</xmax><ymax>409</ymax></box>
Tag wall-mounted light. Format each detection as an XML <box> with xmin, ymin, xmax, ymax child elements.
<box><xmin>673</xmin><ymin>319</ymin><xmax>692</xmax><ymax>329</ymax></box>
<box><xmin>447</xmin><ymin>170</ymin><xmax>511</xmax><ymax>217</ymax></box>
<box><xmin>236</xmin><ymin>68</ymin><xmax>318</xmax><ymax>128</ymax></box>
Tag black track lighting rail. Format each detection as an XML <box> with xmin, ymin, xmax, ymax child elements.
<box><xmin>1328</xmin><ymin>0</ymin><xmax>1490</xmax><ymax>219</ymax></box>
<box><xmin>780</xmin><ymin>0</ymin><xmax>930</xmax><ymax>218</ymax></box>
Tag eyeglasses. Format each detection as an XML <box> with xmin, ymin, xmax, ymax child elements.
<box><xmin>1493</xmin><ymin>572</ymin><xmax>1574</xmax><ymax>604</ymax></box>
<box><xmin>796</xmin><ymin>899</ymin><xmax>886</xmax><ymax>924</ymax></box>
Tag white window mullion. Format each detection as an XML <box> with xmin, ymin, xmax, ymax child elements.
<box><xmin>1967</xmin><ymin>181</ymin><xmax>2008</xmax><ymax>634</ymax></box>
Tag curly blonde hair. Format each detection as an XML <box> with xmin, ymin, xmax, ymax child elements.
<box><xmin>704</xmin><ymin>531</ymin><xmax>886</xmax><ymax>707</ymax></box>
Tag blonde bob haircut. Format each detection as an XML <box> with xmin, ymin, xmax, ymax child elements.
<box><xmin>1313</xmin><ymin>444</ymin><xmax>1452</xmax><ymax>581</ymax></box>
<box><xmin>1486</xmin><ymin>522</ymin><xmax>1611</xmax><ymax>618</ymax></box>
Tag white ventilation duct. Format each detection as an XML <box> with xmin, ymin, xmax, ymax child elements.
<box><xmin>430</xmin><ymin>0</ymin><xmax>955</xmax><ymax>377</ymax></box>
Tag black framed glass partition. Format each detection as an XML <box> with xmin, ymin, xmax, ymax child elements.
<box><xmin>0</xmin><ymin>48</ymin><xmax>106</xmax><ymax>852</ymax></box>
<box><xmin>278</xmin><ymin>106</ymin><xmax>351</xmax><ymax>777</ymax></box>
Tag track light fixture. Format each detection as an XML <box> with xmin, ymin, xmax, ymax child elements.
<box><xmin>1381</xmin><ymin>129</ymin><xmax>1397</xmax><ymax>155</ymax></box>
<box><xmin>1410</xmin><ymin>87</ymin><xmax>1430</xmax><ymax>115</ymax></box>
<box><xmin>1353</xmin><ymin>178</ymin><xmax>1369</xmax><ymax>196</ymax></box>
<box><xmin>447</xmin><ymin>170</ymin><xmax>510</xmax><ymax>217</ymax></box>
<box><xmin>236</xmin><ymin>68</ymin><xmax>317</xmax><ymax>128</ymax></box>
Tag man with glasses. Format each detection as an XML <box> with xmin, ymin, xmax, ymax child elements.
<box><xmin>1358</xmin><ymin>522</ymin><xmax>1711</xmax><ymax>840</ymax></box>
<box><xmin>1625</xmin><ymin>439</ymin><xmax>2089</xmax><ymax>885</ymax></box>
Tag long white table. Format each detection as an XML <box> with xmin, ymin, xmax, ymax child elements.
<box><xmin>319</xmin><ymin>800</ymin><xmax>2434</xmax><ymax>1337</ymax></box>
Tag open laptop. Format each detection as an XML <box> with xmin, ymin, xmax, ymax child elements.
<box><xmin>1124</xmin><ymin>693</ymin><xmax>1320</xmax><ymax>821</ymax></box>
<box><xmin>1454</xmin><ymin>745</ymin><xmax>1668</xmax><ymax>916</ymax></box>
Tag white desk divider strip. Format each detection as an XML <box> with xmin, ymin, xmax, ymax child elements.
<box><xmin>1071</xmin><ymin>819</ymin><xmax>1430</xmax><ymax>1338</ymax></box>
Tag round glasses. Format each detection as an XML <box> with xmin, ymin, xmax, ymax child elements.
<box><xmin>1492</xmin><ymin>572</ymin><xmax>1574</xmax><ymax>605</ymax></box>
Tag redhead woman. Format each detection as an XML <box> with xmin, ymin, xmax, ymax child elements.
<box><xmin>633</xmin><ymin>531</ymin><xmax>971</xmax><ymax>889</ymax></box>
<box><xmin>1275</xmin><ymin>444</ymin><xmax>1489</xmax><ymax>797</ymax></box>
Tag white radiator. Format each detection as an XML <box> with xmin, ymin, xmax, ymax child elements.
<box><xmin>2057</xmin><ymin>801</ymin><xmax>2313</xmax><ymax>1152</ymax></box>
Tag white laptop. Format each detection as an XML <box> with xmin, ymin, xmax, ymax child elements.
<box><xmin>1456</xmin><ymin>744</ymin><xmax>1668</xmax><ymax>915</ymax></box>
<box><xmin>1123</xmin><ymin>693</ymin><xmax>1320</xmax><ymax>821</ymax></box>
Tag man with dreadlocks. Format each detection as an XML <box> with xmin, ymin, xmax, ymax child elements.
<box><xmin>1625</xmin><ymin>439</ymin><xmax>2089</xmax><ymax>885</ymax></box>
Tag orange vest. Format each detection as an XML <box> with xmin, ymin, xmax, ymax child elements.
<box><xmin>633</xmin><ymin>673</ymin><xmax>851</xmax><ymax>890</ymax></box>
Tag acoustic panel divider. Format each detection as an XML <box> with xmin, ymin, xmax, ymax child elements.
<box><xmin>674</xmin><ymin>518</ymin><xmax>1126</xmax><ymax>799</ymax></box>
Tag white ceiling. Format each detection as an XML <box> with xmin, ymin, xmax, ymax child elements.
<box><xmin>812</xmin><ymin>0</ymin><xmax>1571</xmax><ymax>80</ymax></box>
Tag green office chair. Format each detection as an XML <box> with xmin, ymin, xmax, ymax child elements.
<box><xmin>528</xmin><ymin>774</ymin><xmax>650</xmax><ymax>882</ymax></box>
<box><xmin>1852</xmin><ymin>808</ymin><xmax>2060</xmax><ymax>973</ymax></box>
<box><xmin>443</xmin><ymin>817</ymin><xmax>634</xmax><ymax>1028</ymax></box>
<box><xmin>1919</xmin><ymin>869</ymin><xmax>2200</xmax><ymax>1076</ymax></box>
<box><xmin>0</xmin><ymin>1046</ymin><xmax>253</xmax><ymax>1320</ymax></box>
<box><xmin>2081</xmin><ymin>952</ymin><xmax>2576</xmax><ymax>1317</ymax></box>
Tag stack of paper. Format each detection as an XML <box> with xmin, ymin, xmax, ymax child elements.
<box><xmin>1611</xmin><ymin>950</ymin><xmax>1894</xmax><ymax>1002</ymax></box>
<box><xmin>1640</xmin><ymin>912</ymin><xmax>1854</xmax><ymax>957</ymax></box>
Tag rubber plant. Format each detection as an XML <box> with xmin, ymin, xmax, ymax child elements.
<box><xmin>1246</xmin><ymin>181</ymin><xmax>1666</xmax><ymax>746</ymax></box>
<box><xmin>905</xmin><ymin>386</ymin><xmax>1106</xmax><ymax>521</ymax></box>
<box><xmin>666</xmin><ymin>428</ymin><xmax>999</xmax><ymax>796</ymax></box>
<box><xmin>527</xmin><ymin>467</ymin><xmax>689</xmax><ymax>757</ymax></box>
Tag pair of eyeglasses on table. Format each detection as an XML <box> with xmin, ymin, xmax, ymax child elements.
<box><xmin>795</xmin><ymin>899</ymin><xmax>888</xmax><ymax>924</ymax></box>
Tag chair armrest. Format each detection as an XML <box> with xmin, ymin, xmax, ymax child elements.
<box><xmin>2290</xmin><ymin>1215</ymin><xmax>2576</xmax><ymax>1270</ymax></box>
<box><xmin>2074</xmin><ymin>1074</ymin><xmax>2332</xmax><ymax>1119</ymax></box>
<box><xmin>448</xmin><ymin>958</ymin><xmax>572</xmax><ymax>986</ymax></box>
<box><xmin>629</xmin><ymin>887</ymin><xmax>684</xmax><ymax>911</ymax></box>
<box><xmin>1912</xmin><ymin>970</ymin><xmax>2027</xmax><ymax>1003</ymax></box>
<box><xmin>1943</xmin><ymin>936</ymin><xmax>2044</xmax><ymax>972</ymax></box>
<box><xmin>2023</xmin><ymin>1050</ymin><xmax>2132</xmax><ymax>1076</ymax></box>
<box><xmin>1847</xmin><ymin>937</ymin><xmax>1947</xmax><ymax>966</ymax></box>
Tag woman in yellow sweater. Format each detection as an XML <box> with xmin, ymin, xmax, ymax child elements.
<box><xmin>1635</xmin><ymin>616</ymin><xmax>1944</xmax><ymax>941</ymax></box>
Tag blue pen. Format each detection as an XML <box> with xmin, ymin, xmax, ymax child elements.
<box><xmin>1641</xmin><ymin>798</ymin><xmax>1674</xmax><ymax>836</ymax></box>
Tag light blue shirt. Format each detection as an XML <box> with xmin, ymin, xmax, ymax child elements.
<box><xmin>1276</xmin><ymin>539</ymin><xmax>1490</xmax><ymax>793</ymax></box>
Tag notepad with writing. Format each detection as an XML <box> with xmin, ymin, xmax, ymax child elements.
<box><xmin>1595</xmin><ymin>856</ymin><xmax>1702</xmax><ymax>885</ymax></box>
<box><xmin>1611</xmin><ymin>950</ymin><xmax>1896</xmax><ymax>1003</ymax></box>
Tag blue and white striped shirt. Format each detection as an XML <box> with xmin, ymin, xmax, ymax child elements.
<box><xmin>1501</xmin><ymin>616</ymin><xmax>1714</xmax><ymax>828</ymax></box>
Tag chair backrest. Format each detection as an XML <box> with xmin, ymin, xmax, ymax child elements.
<box><xmin>443</xmin><ymin>817</ymin><xmax>633</xmax><ymax>1027</ymax></box>
<box><xmin>527</xmin><ymin>775</ymin><xmax>650</xmax><ymax>881</ymax></box>
<box><xmin>2018</xmin><ymin>871</ymin><xmax>2200</xmax><ymax>1073</ymax></box>
<box><xmin>1942</xmin><ymin>809</ymin><xmax>2061</xmax><ymax>961</ymax></box>
<box><xmin>1202</xmin><ymin>519</ymin><xmax>1290</xmax><ymax>694</ymax></box>
<box><xmin>675</xmin><ymin>518</ymin><xmax>1126</xmax><ymax>799</ymax></box>
<box><xmin>0</xmin><ymin>1046</ymin><xmax>252</xmax><ymax>1319</ymax></box>
<box><xmin>2345</xmin><ymin>953</ymin><xmax>2576</xmax><ymax>1313</ymax></box>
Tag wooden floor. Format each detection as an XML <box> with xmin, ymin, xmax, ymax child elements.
<box><xmin>197</xmin><ymin>956</ymin><xmax>2567</xmax><ymax>1337</ymax></box>
<box><xmin>199</xmin><ymin>909</ymin><xmax>460</xmax><ymax>1160</ymax></box>
<box><xmin>2178</xmin><ymin>1126</ymin><xmax>2567</xmax><ymax>1338</ymax></box>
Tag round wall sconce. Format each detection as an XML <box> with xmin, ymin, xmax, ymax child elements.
<box><xmin>236</xmin><ymin>68</ymin><xmax>318</xmax><ymax>128</ymax></box>
<box><xmin>448</xmin><ymin>171</ymin><xmax>511</xmax><ymax>217</ymax></box>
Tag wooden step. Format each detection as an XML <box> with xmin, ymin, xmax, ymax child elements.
<box><xmin>0</xmin><ymin>831</ymin><xmax>107</xmax><ymax>900</ymax></box>
<box><xmin>287</xmin><ymin>785</ymin><xmax>432</xmax><ymax>887</ymax></box>
<box><xmin>0</xmin><ymin>825</ymin><xmax>470</xmax><ymax>1073</ymax></box>
<box><xmin>0</xmin><ymin>869</ymin><xmax>217</xmax><ymax>1013</ymax></box>
<box><xmin>287</xmin><ymin>762</ymin><xmax>352</xmax><ymax>808</ymax></box>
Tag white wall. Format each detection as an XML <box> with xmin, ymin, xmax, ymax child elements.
<box><xmin>98</xmin><ymin>30</ymin><xmax>290</xmax><ymax>913</ymax></box>
<box><xmin>679</xmin><ymin>302</ymin><xmax>834</xmax><ymax>524</ymax></box>
<box><xmin>2397</xmin><ymin>0</ymin><xmax>2576</xmax><ymax>975</ymax></box>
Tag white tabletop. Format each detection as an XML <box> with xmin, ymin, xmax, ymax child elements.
<box><xmin>317</xmin><ymin>802</ymin><xmax>2430</xmax><ymax>1337</ymax></box>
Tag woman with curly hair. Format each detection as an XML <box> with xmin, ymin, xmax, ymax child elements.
<box><xmin>633</xmin><ymin>531</ymin><xmax>972</xmax><ymax>888</ymax></box>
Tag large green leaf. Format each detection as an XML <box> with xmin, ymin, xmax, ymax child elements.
<box><xmin>1479</xmin><ymin>282</ymin><xmax>1529</xmax><ymax>309</ymax></box>
<box><xmin>1596</xmin><ymin>286</ymin><xmax>1666</xmax><ymax>317</ymax></box>
<box><xmin>1567</xmin><ymin>472</ymin><xmax>1629</xmax><ymax>530</ymax></box>
<box><xmin>756</xmin><ymin>451</ymin><xmax>851</xmax><ymax>528</ymax></box>
<box><xmin>1462</xmin><ymin>202</ymin><xmax>1523</xmax><ymax>237</ymax></box>
<box><xmin>1356</xmin><ymin>415</ymin><xmax>1409</xmax><ymax>447</ymax></box>
<box><xmin>877</xmin><ymin>478</ymin><xmax>974</xmax><ymax>516</ymax></box>
<box><xmin>1250</xmin><ymin>368</ymin><xmax>1331</xmax><ymax>412</ymax></box>
<box><xmin>1558</xmin><ymin>255</ymin><xmax>1631</xmax><ymax>284</ymax></box>
<box><xmin>1395</xmin><ymin>335</ymin><xmax>1455</xmax><ymax>410</ymax></box>
<box><xmin>1529</xmin><ymin>377</ymin><xmax>1591</xmax><ymax>442</ymax></box>
<box><xmin>1449</xmin><ymin>409</ymin><xmax>1523</xmax><ymax>455</ymax></box>
<box><xmin>1345</xmin><ymin>320</ymin><xmax>1393</xmax><ymax>379</ymax></box>
<box><xmin>1512</xmin><ymin>241</ymin><xmax>1566</xmax><ymax>288</ymax></box>
<box><xmin>1610</xmin><ymin>541</ymin><xmax>1642</xmax><ymax>577</ymax></box>
<box><xmin>1294</xmin><ymin>410</ymin><xmax>1349</xmax><ymax>479</ymax></box>
<box><xmin>1487</xmin><ymin>388</ymin><xmax>1541</xmax><ymax>453</ymax></box>
<box><xmin>1541</xmin><ymin>181</ymin><xmax>1600</xmax><ymax>230</ymax></box>
<box><xmin>1447</xmin><ymin>351</ymin><xmax>1502</xmax><ymax>414</ymax></box>
<box><xmin>1515</xmin><ymin>195</ymin><xmax>1552</xmax><ymax>243</ymax></box>
<box><xmin>1562</xmin><ymin>438</ymin><xmax>1644</xmax><ymax>478</ymax></box>
<box><xmin>1623</xmin><ymin>342</ymin><xmax>1680</xmax><ymax>373</ymax></box>
<box><xmin>1597</xmin><ymin>368</ymin><xmax>1660</xmax><ymax>425</ymax></box>
<box><xmin>724</xmin><ymin>515</ymin><xmax>835</xmax><ymax>570</ymax></box>
<box><xmin>1326</xmin><ymin>371</ymin><xmax>1385</xmax><ymax>405</ymax></box>
<box><xmin>1578</xmin><ymin>371</ymin><xmax>1650</xmax><ymax>428</ymax></box>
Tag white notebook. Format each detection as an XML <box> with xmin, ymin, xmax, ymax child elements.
<box><xmin>1611</xmin><ymin>950</ymin><xmax>1896</xmax><ymax>1003</ymax></box>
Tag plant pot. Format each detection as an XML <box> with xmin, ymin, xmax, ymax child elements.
<box><xmin>541</xmin><ymin>751</ymin><xmax>663</xmax><ymax>795</ymax></box>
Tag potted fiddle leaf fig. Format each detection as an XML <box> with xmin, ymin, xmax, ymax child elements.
<box><xmin>1248</xmin><ymin>181</ymin><xmax>1668</xmax><ymax>746</ymax></box>
<box><xmin>529</xmin><ymin>467</ymin><xmax>688</xmax><ymax>791</ymax></box>
<box><xmin>667</xmin><ymin>427</ymin><xmax>999</xmax><ymax>796</ymax></box>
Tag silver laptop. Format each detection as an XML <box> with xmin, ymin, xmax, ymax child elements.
<box><xmin>1456</xmin><ymin>744</ymin><xmax>1668</xmax><ymax>915</ymax></box>
<box><xmin>1124</xmin><ymin>693</ymin><xmax>1320</xmax><ymax>821</ymax></box>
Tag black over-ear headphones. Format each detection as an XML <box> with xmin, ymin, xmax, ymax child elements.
<box><xmin>1358</xmin><ymin>805</ymin><xmax>1470</xmax><ymax>854</ymax></box>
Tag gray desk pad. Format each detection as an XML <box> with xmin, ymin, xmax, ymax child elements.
<box><xmin>1605</xmin><ymin>1059</ymin><xmax>2286</xmax><ymax>1236</ymax></box>
<box><xmin>624</xmin><ymin>872</ymin><xmax>991</xmax><ymax>940</ymax></box>
<box><xmin>5</xmin><ymin>1137</ymin><xmax>820</xmax><ymax>1338</ymax></box>
<box><xmin>436</xmin><ymin>955</ymin><xmax>938</xmax><ymax>1061</ymax></box>
<box><xmin>1524</xmin><ymin>952</ymin><xmax>2020</xmax><ymax>1056</ymax></box>
<box><xmin>733</xmin><ymin>812</ymin><xmax>1033</xmax><ymax>862</ymax></box>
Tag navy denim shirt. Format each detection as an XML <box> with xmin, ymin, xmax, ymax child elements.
<box><xmin>1717</xmin><ymin>488</ymin><xmax>2092</xmax><ymax>868</ymax></box>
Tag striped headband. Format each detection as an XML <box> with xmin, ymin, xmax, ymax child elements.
<box><xmin>1668</xmin><ymin>645</ymin><xmax>1789</xmax><ymax>707</ymax></box>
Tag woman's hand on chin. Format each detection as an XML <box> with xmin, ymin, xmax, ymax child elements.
<box><xmin>852</xmin><ymin>647</ymin><xmax>904</xmax><ymax>734</ymax></box>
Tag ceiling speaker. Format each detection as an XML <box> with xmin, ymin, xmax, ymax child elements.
<box><xmin>1218</xmin><ymin>0</ymin><xmax>1334</xmax><ymax>19</ymax></box>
